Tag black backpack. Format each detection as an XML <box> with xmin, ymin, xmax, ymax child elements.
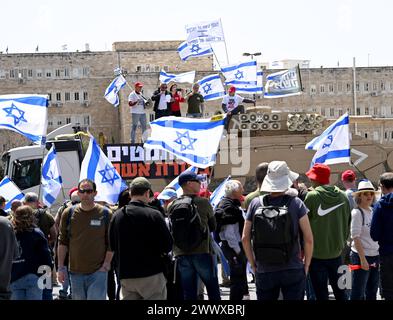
<box><xmin>252</xmin><ymin>195</ymin><xmax>296</xmax><ymax>265</ymax></box>
<box><xmin>168</xmin><ymin>195</ymin><xmax>207</xmax><ymax>251</ymax></box>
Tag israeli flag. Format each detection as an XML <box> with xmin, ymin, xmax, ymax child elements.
<box><xmin>264</xmin><ymin>67</ymin><xmax>302</xmax><ymax>98</ymax></box>
<box><xmin>159</xmin><ymin>70</ymin><xmax>196</xmax><ymax>84</ymax></box>
<box><xmin>233</xmin><ymin>71</ymin><xmax>263</xmax><ymax>94</ymax></box>
<box><xmin>0</xmin><ymin>94</ymin><xmax>48</xmax><ymax>144</ymax></box>
<box><xmin>158</xmin><ymin>166</ymin><xmax>198</xmax><ymax>198</ymax></box>
<box><xmin>80</xmin><ymin>136</ymin><xmax>128</xmax><ymax>204</ymax></box>
<box><xmin>305</xmin><ymin>113</ymin><xmax>350</xmax><ymax>167</ymax></box>
<box><xmin>0</xmin><ymin>176</ymin><xmax>24</xmax><ymax>211</ymax></box>
<box><xmin>178</xmin><ymin>40</ymin><xmax>213</xmax><ymax>61</ymax></box>
<box><xmin>144</xmin><ymin>115</ymin><xmax>226</xmax><ymax>168</ymax></box>
<box><xmin>198</xmin><ymin>74</ymin><xmax>225</xmax><ymax>101</ymax></box>
<box><xmin>104</xmin><ymin>75</ymin><xmax>126</xmax><ymax>107</ymax></box>
<box><xmin>221</xmin><ymin>61</ymin><xmax>257</xmax><ymax>86</ymax></box>
<box><xmin>210</xmin><ymin>175</ymin><xmax>231</xmax><ymax>209</ymax></box>
<box><xmin>41</xmin><ymin>145</ymin><xmax>63</xmax><ymax>207</ymax></box>
<box><xmin>186</xmin><ymin>19</ymin><xmax>225</xmax><ymax>43</ymax></box>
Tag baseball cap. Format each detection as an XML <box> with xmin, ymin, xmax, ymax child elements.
<box><xmin>130</xmin><ymin>177</ymin><xmax>151</xmax><ymax>189</ymax></box>
<box><xmin>135</xmin><ymin>82</ymin><xmax>143</xmax><ymax>87</ymax></box>
<box><xmin>306</xmin><ymin>163</ymin><xmax>331</xmax><ymax>185</ymax></box>
<box><xmin>178</xmin><ymin>171</ymin><xmax>205</xmax><ymax>186</ymax></box>
<box><xmin>341</xmin><ymin>170</ymin><xmax>356</xmax><ymax>182</ymax></box>
<box><xmin>68</xmin><ymin>187</ymin><xmax>78</xmax><ymax>198</ymax></box>
<box><xmin>228</xmin><ymin>86</ymin><xmax>236</xmax><ymax>93</ymax></box>
<box><xmin>157</xmin><ymin>189</ymin><xmax>177</xmax><ymax>201</ymax></box>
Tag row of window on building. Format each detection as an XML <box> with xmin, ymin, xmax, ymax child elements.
<box><xmin>287</xmin><ymin>106</ymin><xmax>393</xmax><ymax>118</ymax></box>
<box><xmin>307</xmin><ymin>81</ymin><xmax>393</xmax><ymax>95</ymax></box>
<box><xmin>47</xmin><ymin>91</ymin><xmax>89</xmax><ymax>106</ymax></box>
<box><xmin>359</xmin><ymin>130</ymin><xmax>393</xmax><ymax>142</ymax></box>
<box><xmin>47</xmin><ymin>114</ymin><xmax>91</xmax><ymax>127</ymax></box>
<box><xmin>0</xmin><ymin>67</ymin><xmax>90</xmax><ymax>80</ymax></box>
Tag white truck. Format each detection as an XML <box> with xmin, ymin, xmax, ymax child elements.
<box><xmin>1</xmin><ymin>124</ymin><xmax>84</xmax><ymax>212</ymax></box>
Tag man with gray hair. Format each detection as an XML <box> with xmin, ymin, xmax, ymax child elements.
<box><xmin>215</xmin><ymin>180</ymin><xmax>248</xmax><ymax>300</ymax></box>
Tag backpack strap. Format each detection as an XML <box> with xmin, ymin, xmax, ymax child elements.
<box><xmin>358</xmin><ymin>207</ymin><xmax>365</xmax><ymax>226</ymax></box>
<box><xmin>66</xmin><ymin>205</ymin><xmax>76</xmax><ymax>240</ymax></box>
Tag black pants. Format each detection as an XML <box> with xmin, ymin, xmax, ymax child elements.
<box><xmin>224</xmin><ymin>105</ymin><xmax>245</xmax><ymax>132</ymax></box>
<box><xmin>155</xmin><ymin>109</ymin><xmax>171</xmax><ymax>119</ymax></box>
<box><xmin>380</xmin><ymin>253</ymin><xmax>393</xmax><ymax>300</ymax></box>
<box><xmin>221</xmin><ymin>241</ymin><xmax>248</xmax><ymax>300</ymax></box>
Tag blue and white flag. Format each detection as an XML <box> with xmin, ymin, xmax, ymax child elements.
<box><xmin>198</xmin><ymin>74</ymin><xmax>225</xmax><ymax>101</ymax></box>
<box><xmin>80</xmin><ymin>136</ymin><xmax>128</xmax><ymax>204</ymax></box>
<box><xmin>0</xmin><ymin>94</ymin><xmax>48</xmax><ymax>144</ymax></box>
<box><xmin>264</xmin><ymin>67</ymin><xmax>302</xmax><ymax>98</ymax></box>
<box><xmin>0</xmin><ymin>176</ymin><xmax>24</xmax><ymax>211</ymax></box>
<box><xmin>221</xmin><ymin>61</ymin><xmax>257</xmax><ymax>86</ymax></box>
<box><xmin>144</xmin><ymin>115</ymin><xmax>225</xmax><ymax>168</ymax></box>
<box><xmin>210</xmin><ymin>175</ymin><xmax>231</xmax><ymax>209</ymax></box>
<box><xmin>158</xmin><ymin>166</ymin><xmax>198</xmax><ymax>198</ymax></box>
<box><xmin>177</xmin><ymin>40</ymin><xmax>213</xmax><ymax>61</ymax></box>
<box><xmin>159</xmin><ymin>70</ymin><xmax>196</xmax><ymax>84</ymax></box>
<box><xmin>186</xmin><ymin>19</ymin><xmax>225</xmax><ymax>44</ymax></box>
<box><xmin>232</xmin><ymin>71</ymin><xmax>263</xmax><ymax>94</ymax></box>
<box><xmin>305</xmin><ymin>113</ymin><xmax>350</xmax><ymax>167</ymax></box>
<box><xmin>104</xmin><ymin>75</ymin><xmax>126</xmax><ymax>107</ymax></box>
<box><xmin>41</xmin><ymin>145</ymin><xmax>62</xmax><ymax>208</ymax></box>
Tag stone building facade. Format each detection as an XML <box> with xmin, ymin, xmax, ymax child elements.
<box><xmin>1</xmin><ymin>41</ymin><xmax>393</xmax><ymax>154</ymax></box>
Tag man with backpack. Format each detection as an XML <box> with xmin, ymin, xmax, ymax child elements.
<box><xmin>109</xmin><ymin>177</ymin><xmax>173</xmax><ymax>300</ymax></box>
<box><xmin>168</xmin><ymin>171</ymin><xmax>221</xmax><ymax>300</ymax></box>
<box><xmin>242</xmin><ymin>161</ymin><xmax>313</xmax><ymax>300</ymax></box>
<box><xmin>304</xmin><ymin>163</ymin><xmax>351</xmax><ymax>301</ymax></box>
<box><xmin>57</xmin><ymin>179</ymin><xmax>113</xmax><ymax>300</ymax></box>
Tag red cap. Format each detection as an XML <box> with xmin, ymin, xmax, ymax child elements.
<box><xmin>228</xmin><ymin>86</ymin><xmax>236</xmax><ymax>93</ymax></box>
<box><xmin>153</xmin><ymin>192</ymin><xmax>160</xmax><ymax>199</ymax></box>
<box><xmin>306</xmin><ymin>163</ymin><xmax>331</xmax><ymax>185</ymax></box>
<box><xmin>68</xmin><ymin>187</ymin><xmax>78</xmax><ymax>198</ymax></box>
<box><xmin>135</xmin><ymin>82</ymin><xmax>143</xmax><ymax>87</ymax></box>
<box><xmin>198</xmin><ymin>189</ymin><xmax>212</xmax><ymax>198</ymax></box>
<box><xmin>341</xmin><ymin>170</ymin><xmax>356</xmax><ymax>182</ymax></box>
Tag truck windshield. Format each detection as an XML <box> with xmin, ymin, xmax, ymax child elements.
<box><xmin>12</xmin><ymin>158</ymin><xmax>42</xmax><ymax>190</ymax></box>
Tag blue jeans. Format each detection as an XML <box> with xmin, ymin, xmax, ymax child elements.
<box><xmin>256</xmin><ymin>269</ymin><xmax>305</xmax><ymax>300</ymax></box>
<box><xmin>350</xmin><ymin>251</ymin><xmax>380</xmax><ymax>300</ymax></box>
<box><xmin>70</xmin><ymin>270</ymin><xmax>108</xmax><ymax>300</ymax></box>
<box><xmin>10</xmin><ymin>274</ymin><xmax>42</xmax><ymax>300</ymax></box>
<box><xmin>309</xmin><ymin>256</ymin><xmax>348</xmax><ymax>301</ymax></box>
<box><xmin>59</xmin><ymin>267</ymin><xmax>71</xmax><ymax>298</ymax></box>
<box><xmin>177</xmin><ymin>253</ymin><xmax>221</xmax><ymax>300</ymax></box>
<box><xmin>131</xmin><ymin>113</ymin><xmax>147</xmax><ymax>143</ymax></box>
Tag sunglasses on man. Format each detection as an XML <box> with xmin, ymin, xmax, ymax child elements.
<box><xmin>78</xmin><ymin>189</ymin><xmax>94</xmax><ymax>194</ymax></box>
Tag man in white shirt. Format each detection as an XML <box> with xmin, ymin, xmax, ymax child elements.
<box><xmin>222</xmin><ymin>86</ymin><xmax>255</xmax><ymax>131</ymax></box>
<box><xmin>128</xmin><ymin>82</ymin><xmax>148</xmax><ymax>144</ymax></box>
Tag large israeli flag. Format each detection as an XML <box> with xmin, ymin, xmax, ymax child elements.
<box><xmin>144</xmin><ymin>115</ymin><xmax>225</xmax><ymax>168</ymax></box>
<box><xmin>0</xmin><ymin>176</ymin><xmax>24</xmax><ymax>211</ymax></box>
<box><xmin>221</xmin><ymin>61</ymin><xmax>257</xmax><ymax>86</ymax></box>
<box><xmin>210</xmin><ymin>175</ymin><xmax>231</xmax><ymax>209</ymax></box>
<box><xmin>41</xmin><ymin>145</ymin><xmax>63</xmax><ymax>207</ymax></box>
<box><xmin>159</xmin><ymin>70</ymin><xmax>196</xmax><ymax>84</ymax></box>
<box><xmin>104</xmin><ymin>75</ymin><xmax>126</xmax><ymax>107</ymax></box>
<box><xmin>177</xmin><ymin>40</ymin><xmax>213</xmax><ymax>61</ymax></box>
<box><xmin>233</xmin><ymin>71</ymin><xmax>263</xmax><ymax>94</ymax></box>
<box><xmin>0</xmin><ymin>94</ymin><xmax>48</xmax><ymax>144</ymax></box>
<box><xmin>305</xmin><ymin>113</ymin><xmax>350</xmax><ymax>167</ymax></box>
<box><xmin>158</xmin><ymin>166</ymin><xmax>198</xmax><ymax>198</ymax></box>
<box><xmin>198</xmin><ymin>74</ymin><xmax>225</xmax><ymax>101</ymax></box>
<box><xmin>80</xmin><ymin>136</ymin><xmax>128</xmax><ymax>204</ymax></box>
<box><xmin>264</xmin><ymin>67</ymin><xmax>302</xmax><ymax>98</ymax></box>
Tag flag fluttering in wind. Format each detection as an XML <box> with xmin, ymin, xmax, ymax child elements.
<box><xmin>144</xmin><ymin>115</ymin><xmax>225</xmax><ymax>168</ymax></box>
<box><xmin>104</xmin><ymin>75</ymin><xmax>126</xmax><ymax>107</ymax></box>
<box><xmin>0</xmin><ymin>176</ymin><xmax>24</xmax><ymax>211</ymax></box>
<box><xmin>305</xmin><ymin>113</ymin><xmax>350</xmax><ymax>167</ymax></box>
<box><xmin>210</xmin><ymin>175</ymin><xmax>231</xmax><ymax>209</ymax></box>
<box><xmin>197</xmin><ymin>74</ymin><xmax>225</xmax><ymax>101</ymax></box>
<box><xmin>185</xmin><ymin>19</ymin><xmax>225</xmax><ymax>44</ymax></box>
<box><xmin>0</xmin><ymin>94</ymin><xmax>48</xmax><ymax>144</ymax></box>
<box><xmin>80</xmin><ymin>136</ymin><xmax>128</xmax><ymax>204</ymax></box>
<box><xmin>41</xmin><ymin>145</ymin><xmax>62</xmax><ymax>207</ymax></box>
<box><xmin>158</xmin><ymin>166</ymin><xmax>199</xmax><ymax>198</ymax></box>
<box><xmin>232</xmin><ymin>71</ymin><xmax>263</xmax><ymax>94</ymax></box>
<box><xmin>159</xmin><ymin>70</ymin><xmax>196</xmax><ymax>84</ymax></box>
<box><xmin>177</xmin><ymin>40</ymin><xmax>213</xmax><ymax>61</ymax></box>
<box><xmin>264</xmin><ymin>66</ymin><xmax>302</xmax><ymax>98</ymax></box>
<box><xmin>221</xmin><ymin>61</ymin><xmax>257</xmax><ymax>86</ymax></box>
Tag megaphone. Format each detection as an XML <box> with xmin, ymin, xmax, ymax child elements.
<box><xmin>239</xmin><ymin>114</ymin><xmax>249</xmax><ymax>122</ymax></box>
<box><xmin>271</xmin><ymin>113</ymin><xmax>281</xmax><ymax>122</ymax></box>
<box><xmin>261</xmin><ymin>123</ymin><xmax>269</xmax><ymax>130</ymax></box>
<box><xmin>287</xmin><ymin>121</ymin><xmax>297</xmax><ymax>131</ymax></box>
<box><xmin>270</xmin><ymin>122</ymin><xmax>281</xmax><ymax>130</ymax></box>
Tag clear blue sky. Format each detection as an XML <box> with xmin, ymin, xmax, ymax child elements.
<box><xmin>1</xmin><ymin>0</ymin><xmax>392</xmax><ymax>68</ymax></box>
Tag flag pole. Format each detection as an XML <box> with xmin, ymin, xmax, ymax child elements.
<box><xmin>220</xmin><ymin>18</ymin><xmax>230</xmax><ymax>65</ymax></box>
<box><xmin>209</xmin><ymin>44</ymin><xmax>223</xmax><ymax>71</ymax></box>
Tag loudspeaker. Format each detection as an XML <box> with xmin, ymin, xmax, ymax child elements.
<box><xmin>287</xmin><ymin>122</ymin><xmax>297</xmax><ymax>131</ymax></box>
<box><xmin>261</xmin><ymin>123</ymin><xmax>269</xmax><ymax>130</ymax></box>
<box><xmin>313</xmin><ymin>123</ymin><xmax>322</xmax><ymax>130</ymax></box>
<box><xmin>296</xmin><ymin>123</ymin><xmax>305</xmax><ymax>131</ymax></box>
<box><xmin>315</xmin><ymin>114</ymin><xmax>324</xmax><ymax>123</ymax></box>
<box><xmin>262</xmin><ymin>113</ymin><xmax>270</xmax><ymax>122</ymax></box>
<box><xmin>240</xmin><ymin>123</ymin><xmax>250</xmax><ymax>130</ymax></box>
<box><xmin>270</xmin><ymin>122</ymin><xmax>281</xmax><ymax>130</ymax></box>
<box><xmin>287</xmin><ymin>113</ymin><xmax>299</xmax><ymax>123</ymax></box>
<box><xmin>307</xmin><ymin>114</ymin><xmax>315</xmax><ymax>123</ymax></box>
<box><xmin>305</xmin><ymin>123</ymin><xmax>313</xmax><ymax>130</ymax></box>
<box><xmin>239</xmin><ymin>114</ymin><xmax>249</xmax><ymax>122</ymax></box>
<box><xmin>250</xmin><ymin>123</ymin><xmax>259</xmax><ymax>130</ymax></box>
<box><xmin>249</xmin><ymin>113</ymin><xmax>257</xmax><ymax>123</ymax></box>
<box><xmin>271</xmin><ymin>113</ymin><xmax>281</xmax><ymax>121</ymax></box>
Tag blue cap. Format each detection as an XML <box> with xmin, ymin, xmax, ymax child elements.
<box><xmin>157</xmin><ymin>189</ymin><xmax>178</xmax><ymax>201</ymax></box>
<box><xmin>178</xmin><ymin>171</ymin><xmax>205</xmax><ymax>186</ymax></box>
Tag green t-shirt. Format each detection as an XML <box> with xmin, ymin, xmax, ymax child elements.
<box><xmin>244</xmin><ymin>189</ymin><xmax>267</xmax><ymax>210</ymax></box>
<box><xmin>187</xmin><ymin>93</ymin><xmax>204</xmax><ymax>114</ymax></box>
